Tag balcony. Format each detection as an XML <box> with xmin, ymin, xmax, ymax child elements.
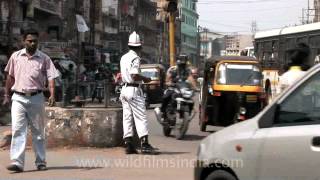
<box><xmin>33</xmin><ymin>0</ymin><xmax>62</xmax><ymax>17</ymax></box>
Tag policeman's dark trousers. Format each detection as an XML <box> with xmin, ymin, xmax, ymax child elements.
<box><xmin>120</xmin><ymin>86</ymin><xmax>149</xmax><ymax>139</ymax></box>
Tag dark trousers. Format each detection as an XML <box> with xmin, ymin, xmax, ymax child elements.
<box><xmin>161</xmin><ymin>89</ymin><xmax>175</xmax><ymax>117</ymax></box>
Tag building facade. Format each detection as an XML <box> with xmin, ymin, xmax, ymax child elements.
<box><xmin>0</xmin><ymin>0</ymin><xmax>160</xmax><ymax>68</ymax></box>
<box><xmin>0</xmin><ymin>0</ymin><xmax>64</xmax><ymax>56</ymax></box>
<box><xmin>137</xmin><ymin>0</ymin><xmax>158</xmax><ymax>63</ymax></box>
<box><xmin>199</xmin><ymin>29</ymin><xmax>225</xmax><ymax>59</ymax></box>
<box><xmin>314</xmin><ymin>0</ymin><xmax>320</xmax><ymax>22</ymax></box>
<box><xmin>225</xmin><ymin>34</ymin><xmax>253</xmax><ymax>56</ymax></box>
<box><xmin>180</xmin><ymin>0</ymin><xmax>198</xmax><ymax>65</ymax></box>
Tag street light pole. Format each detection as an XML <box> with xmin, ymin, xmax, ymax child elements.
<box><xmin>197</xmin><ymin>25</ymin><xmax>202</xmax><ymax>69</ymax></box>
<box><xmin>169</xmin><ymin>12</ymin><xmax>176</xmax><ymax>66</ymax></box>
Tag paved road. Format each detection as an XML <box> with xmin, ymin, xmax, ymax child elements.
<box><xmin>0</xmin><ymin>99</ymin><xmax>222</xmax><ymax>180</ymax></box>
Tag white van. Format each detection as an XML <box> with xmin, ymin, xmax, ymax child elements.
<box><xmin>195</xmin><ymin>63</ymin><xmax>320</xmax><ymax>180</ymax></box>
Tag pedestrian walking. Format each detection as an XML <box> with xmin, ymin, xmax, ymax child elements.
<box><xmin>279</xmin><ymin>42</ymin><xmax>310</xmax><ymax>93</ymax></box>
<box><xmin>2</xmin><ymin>29</ymin><xmax>59</xmax><ymax>172</ymax></box>
<box><xmin>120</xmin><ymin>31</ymin><xmax>157</xmax><ymax>154</ymax></box>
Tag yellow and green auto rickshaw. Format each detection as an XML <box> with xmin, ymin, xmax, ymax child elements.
<box><xmin>140</xmin><ymin>64</ymin><xmax>166</xmax><ymax>108</ymax></box>
<box><xmin>199</xmin><ymin>56</ymin><xmax>267</xmax><ymax>131</ymax></box>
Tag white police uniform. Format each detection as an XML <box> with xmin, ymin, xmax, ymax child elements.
<box><xmin>120</xmin><ymin>32</ymin><xmax>148</xmax><ymax>139</ymax></box>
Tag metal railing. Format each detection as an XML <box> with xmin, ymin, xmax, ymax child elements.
<box><xmin>55</xmin><ymin>79</ymin><xmax>122</xmax><ymax>108</ymax></box>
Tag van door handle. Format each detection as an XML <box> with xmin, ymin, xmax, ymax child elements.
<box><xmin>312</xmin><ymin>137</ymin><xmax>320</xmax><ymax>147</ymax></box>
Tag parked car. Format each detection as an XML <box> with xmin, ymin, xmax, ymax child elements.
<box><xmin>195</xmin><ymin>63</ymin><xmax>320</xmax><ymax>180</ymax></box>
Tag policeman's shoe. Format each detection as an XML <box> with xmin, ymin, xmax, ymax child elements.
<box><xmin>140</xmin><ymin>136</ymin><xmax>158</xmax><ymax>155</ymax></box>
<box><xmin>124</xmin><ymin>137</ymin><xmax>138</xmax><ymax>154</ymax></box>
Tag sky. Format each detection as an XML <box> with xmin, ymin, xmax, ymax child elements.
<box><xmin>197</xmin><ymin>0</ymin><xmax>313</xmax><ymax>34</ymax></box>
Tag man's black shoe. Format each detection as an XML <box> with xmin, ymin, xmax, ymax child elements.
<box><xmin>141</xmin><ymin>142</ymin><xmax>157</xmax><ymax>154</ymax></box>
<box><xmin>37</xmin><ymin>164</ymin><xmax>48</xmax><ymax>171</ymax></box>
<box><xmin>124</xmin><ymin>137</ymin><xmax>138</xmax><ymax>154</ymax></box>
<box><xmin>140</xmin><ymin>135</ymin><xmax>159</xmax><ymax>155</ymax></box>
<box><xmin>6</xmin><ymin>164</ymin><xmax>23</xmax><ymax>172</ymax></box>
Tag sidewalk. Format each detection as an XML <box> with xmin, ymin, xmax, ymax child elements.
<box><xmin>0</xmin><ymin>146</ymin><xmax>195</xmax><ymax>180</ymax></box>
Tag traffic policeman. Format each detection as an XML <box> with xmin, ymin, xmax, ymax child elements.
<box><xmin>120</xmin><ymin>31</ymin><xmax>156</xmax><ymax>154</ymax></box>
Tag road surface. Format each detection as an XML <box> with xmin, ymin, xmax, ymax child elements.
<box><xmin>0</xmin><ymin>99</ymin><xmax>222</xmax><ymax>180</ymax></box>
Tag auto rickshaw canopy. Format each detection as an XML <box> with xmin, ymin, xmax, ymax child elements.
<box><xmin>204</xmin><ymin>56</ymin><xmax>263</xmax><ymax>93</ymax></box>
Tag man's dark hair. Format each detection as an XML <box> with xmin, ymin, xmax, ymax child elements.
<box><xmin>128</xmin><ymin>45</ymin><xmax>142</xmax><ymax>51</ymax></box>
<box><xmin>288</xmin><ymin>42</ymin><xmax>310</xmax><ymax>65</ymax></box>
<box><xmin>22</xmin><ymin>29</ymin><xmax>39</xmax><ymax>40</ymax></box>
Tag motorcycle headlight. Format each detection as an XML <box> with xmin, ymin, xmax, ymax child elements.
<box><xmin>239</xmin><ymin>107</ymin><xmax>246</xmax><ymax>115</ymax></box>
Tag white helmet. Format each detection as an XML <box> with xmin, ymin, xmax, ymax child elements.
<box><xmin>128</xmin><ymin>31</ymin><xmax>142</xmax><ymax>47</ymax></box>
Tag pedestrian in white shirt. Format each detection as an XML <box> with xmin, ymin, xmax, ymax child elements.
<box><xmin>279</xmin><ymin>42</ymin><xmax>310</xmax><ymax>92</ymax></box>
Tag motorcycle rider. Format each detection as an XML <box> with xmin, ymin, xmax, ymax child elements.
<box><xmin>155</xmin><ymin>54</ymin><xmax>197</xmax><ymax>121</ymax></box>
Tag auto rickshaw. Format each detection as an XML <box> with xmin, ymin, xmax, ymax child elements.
<box><xmin>140</xmin><ymin>64</ymin><xmax>165</xmax><ymax>108</ymax></box>
<box><xmin>199</xmin><ymin>56</ymin><xmax>266</xmax><ymax>131</ymax></box>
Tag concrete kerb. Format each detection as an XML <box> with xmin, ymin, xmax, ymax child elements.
<box><xmin>45</xmin><ymin>107</ymin><xmax>123</xmax><ymax>148</ymax></box>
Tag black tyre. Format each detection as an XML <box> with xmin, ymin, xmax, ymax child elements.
<box><xmin>175</xmin><ymin>111</ymin><xmax>189</xmax><ymax>140</ymax></box>
<box><xmin>205</xmin><ymin>170</ymin><xmax>236</xmax><ymax>180</ymax></box>
<box><xmin>200</xmin><ymin>121</ymin><xmax>207</xmax><ymax>132</ymax></box>
<box><xmin>145</xmin><ymin>101</ymin><xmax>150</xmax><ymax>109</ymax></box>
<box><xmin>163</xmin><ymin>125</ymin><xmax>171</xmax><ymax>137</ymax></box>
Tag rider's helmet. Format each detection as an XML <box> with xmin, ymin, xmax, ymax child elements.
<box><xmin>191</xmin><ymin>67</ymin><xmax>198</xmax><ymax>78</ymax></box>
<box><xmin>176</xmin><ymin>54</ymin><xmax>188</xmax><ymax>69</ymax></box>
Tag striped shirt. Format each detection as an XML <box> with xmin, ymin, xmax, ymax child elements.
<box><xmin>4</xmin><ymin>48</ymin><xmax>59</xmax><ymax>93</ymax></box>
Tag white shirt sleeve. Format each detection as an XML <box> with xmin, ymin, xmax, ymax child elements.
<box><xmin>129</xmin><ymin>57</ymin><xmax>140</xmax><ymax>75</ymax></box>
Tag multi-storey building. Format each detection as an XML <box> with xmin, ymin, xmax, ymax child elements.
<box><xmin>225</xmin><ymin>34</ymin><xmax>253</xmax><ymax>56</ymax></box>
<box><xmin>0</xmin><ymin>0</ymin><xmax>64</xmax><ymax>56</ymax></box>
<box><xmin>0</xmin><ymin>0</ymin><xmax>160</xmax><ymax>67</ymax></box>
<box><xmin>180</xmin><ymin>0</ymin><xmax>198</xmax><ymax>65</ymax></box>
<box><xmin>137</xmin><ymin>0</ymin><xmax>158</xmax><ymax>63</ymax></box>
<box><xmin>199</xmin><ymin>30</ymin><xmax>225</xmax><ymax>59</ymax></box>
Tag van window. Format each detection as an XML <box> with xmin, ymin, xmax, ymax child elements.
<box><xmin>275</xmin><ymin>72</ymin><xmax>320</xmax><ymax>126</ymax></box>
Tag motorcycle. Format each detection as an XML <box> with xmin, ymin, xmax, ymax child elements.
<box><xmin>155</xmin><ymin>81</ymin><xmax>195</xmax><ymax>140</ymax></box>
